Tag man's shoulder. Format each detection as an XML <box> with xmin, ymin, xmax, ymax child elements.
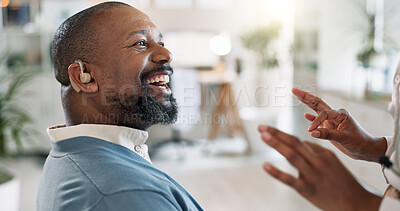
<box><xmin>39</xmin><ymin>137</ymin><xmax>203</xmax><ymax>210</ymax></box>
<box><xmin>56</xmin><ymin>139</ymin><xmax>173</xmax><ymax>195</ymax></box>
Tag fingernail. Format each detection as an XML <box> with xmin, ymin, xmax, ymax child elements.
<box><xmin>311</xmin><ymin>131</ymin><xmax>320</xmax><ymax>138</ymax></box>
<box><xmin>264</xmin><ymin>163</ymin><xmax>272</xmax><ymax>171</ymax></box>
<box><xmin>259</xmin><ymin>125</ymin><xmax>268</xmax><ymax>131</ymax></box>
<box><xmin>263</xmin><ymin>132</ymin><xmax>271</xmax><ymax>141</ymax></box>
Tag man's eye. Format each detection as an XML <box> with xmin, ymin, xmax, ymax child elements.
<box><xmin>137</xmin><ymin>40</ymin><xmax>146</xmax><ymax>46</ymax></box>
<box><xmin>130</xmin><ymin>40</ymin><xmax>146</xmax><ymax>47</ymax></box>
<box><xmin>158</xmin><ymin>42</ymin><xmax>165</xmax><ymax>47</ymax></box>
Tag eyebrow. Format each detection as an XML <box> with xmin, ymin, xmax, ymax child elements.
<box><xmin>126</xmin><ymin>30</ymin><xmax>163</xmax><ymax>41</ymax></box>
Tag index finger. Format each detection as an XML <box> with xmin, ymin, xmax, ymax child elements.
<box><xmin>262</xmin><ymin>126</ymin><xmax>321</xmax><ymax>167</ymax></box>
<box><xmin>308</xmin><ymin>110</ymin><xmax>341</xmax><ymax>132</ymax></box>
<box><xmin>292</xmin><ymin>88</ymin><xmax>331</xmax><ymax>113</ymax></box>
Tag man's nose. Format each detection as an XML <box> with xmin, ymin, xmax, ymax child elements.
<box><xmin>151</xmin><ymin>45</ymin><xmax>173</xmax><ymax>64</ymax></box>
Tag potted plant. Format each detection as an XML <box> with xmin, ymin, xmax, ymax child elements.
<box><xmin>239</xmin><ymin>22</ymin><xmax>283</xmax><ymax>154</ymax></box>
<box><xmin>356</xmin><ymin>2</ymin><xmax>386</xmax><ymax>69</ymax></box>
<box><xmin>240</xmin><ymin>21</ymin><xmax>282</xmax><ymax>107</ymax></box>
<box><xmin>0</xmin><ymin>55</ymin><xmax>38</xmax><ymax>211</ymax></box>
<box><xmin>241</xmin><ymin>21</ymin><xmax>282</xmax><ymax>73</ymax></box>
<box><xmin>0</xmin><ymin>168</ymin><xmax>20</xmax><ymax>211</ymax></box>
<box><xmin>354</xmin><ymin>0</ymin><xmax>398</xmax><ymax>99</ymax></box>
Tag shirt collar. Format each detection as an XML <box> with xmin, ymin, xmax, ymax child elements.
<box><xmin>47</xmin><ymin>124</ymin><xmax>151</xmax><ymax>163</ymax></box>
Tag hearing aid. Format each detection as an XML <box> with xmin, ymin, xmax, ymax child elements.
<box><xmin>69</xmin><ymin>59</ymin><xmax>91</xmax><ymax>93</ymax></box>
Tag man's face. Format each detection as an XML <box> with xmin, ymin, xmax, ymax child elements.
<box><xmin>90</xmin><ymin>6</ymin><xmax>178</xmax><ymax>129</ymax></box>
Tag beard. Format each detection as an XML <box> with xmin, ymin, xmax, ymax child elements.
<box><xmin>113</xmin><ymin>65</ymin><xmax>178</xmax><ymax>129</ymax></box>
<box><xmin>132</xmin><ymin>80</ymin><xmax>178</xmax><ymax>125</ymax></box>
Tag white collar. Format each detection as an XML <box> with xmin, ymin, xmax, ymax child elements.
<box><xmin>47</xmin><ymin>124</ymin><xmax>151</xmax><ymax>163</ymax></box>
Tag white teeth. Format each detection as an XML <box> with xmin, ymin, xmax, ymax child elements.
<box><xmin>146</xmin><ymin>75</ymin><xmax>170</xmax><ymax>84</ymax></box>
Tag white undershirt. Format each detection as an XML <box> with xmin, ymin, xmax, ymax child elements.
<box><xmin>47</xmin><ymin>124</ymin><xmax>151</xmax><ymax>163</ymax></box>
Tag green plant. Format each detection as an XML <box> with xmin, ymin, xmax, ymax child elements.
<box><xmin>356</xmin><ymin>2</ymin><xmax>379</xmax><ymax>68</ymax></box>
<box><xmin>241</xmin><ymin>21</ymin><xmax>282</xmax><ymax>70</ymax></box>
<box><xmin>355</xmin><ymin>0</ymin><xmax>398</xmax><ymax>68</ymax></box>
<box><xmin>0</xmin><ymin>55</ymin><xmax>37</xmax><ymax>156</ymax></box>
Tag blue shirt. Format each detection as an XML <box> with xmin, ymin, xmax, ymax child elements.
<box><xmin>36</xmin><ymin>136</ymin><xmax>203</xmax><ymax>211</ymax></box>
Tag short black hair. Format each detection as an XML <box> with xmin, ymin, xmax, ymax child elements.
<box><xmin>51</xmin><ymin>1</ymin><xmax>131</xmax><ymax>86</ymax></box>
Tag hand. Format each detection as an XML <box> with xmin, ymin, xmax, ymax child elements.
<box><xmin>292</xmin><ymin>88</ymin><xmax>387</xmax><ymax>162</ymax></box>
<box><xmin>258</xmin><ymin>125</ymin><xmax>382</xmax><ymax>211</ymax></box>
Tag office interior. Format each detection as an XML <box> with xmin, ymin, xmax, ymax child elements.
<box><xmin>1</xmin><ymin>0</ymin><xmax>400</xmax><ymax>210</ymax></box>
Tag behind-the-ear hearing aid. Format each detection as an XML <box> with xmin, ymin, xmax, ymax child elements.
<box><xmin>69</xmin><ymin>59</ymin><xmax>91</xmax><ymax>93</ymax></box>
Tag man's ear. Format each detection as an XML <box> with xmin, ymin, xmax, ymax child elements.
<box><xmin>68</xmin><ymin>61</ymin><xmax>98</xmax><ymax>93</ymax></box>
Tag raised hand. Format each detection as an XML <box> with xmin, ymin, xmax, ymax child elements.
<box><xmin>292</xmin><ymin>88</ymin><xmax>386</xmax><ymax>162</ymax></box>
<box><xmin>258</xmin><ymin>125</ymin><xmax>382</xmax><ymax>211</ymax></box>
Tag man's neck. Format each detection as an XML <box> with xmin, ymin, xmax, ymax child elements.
<box><xmin>63</xmin><ymin>91</ymin><xmax>151</xmax><ymax>130</ymax></box>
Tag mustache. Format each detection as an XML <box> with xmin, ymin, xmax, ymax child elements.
<box><xmin>141</xmin><ymin>64</ymin><xmax>174</xmax><ymax>81</ymax></box>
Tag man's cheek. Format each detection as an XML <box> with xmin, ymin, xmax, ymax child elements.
<box><xmin>118</xmin><ymin>84</ymin><xmax>142</xmax><ymax>105</ymax></box>
<box><xmin>101</xmin><ymin>84</ymin><xmax>118</xmax><ymax>106</ymax></box>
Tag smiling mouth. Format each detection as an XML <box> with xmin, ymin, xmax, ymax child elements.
<box><xmin>146</xmin><ymin>74</ymin><xmax>170</xmax><ymax>89</ymax></box>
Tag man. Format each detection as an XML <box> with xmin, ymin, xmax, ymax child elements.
<box><xmin>259</xmin><ymin>87</ymin><xmax>400</xmax><ymax>210</ymax></box>
<box><xmin>37</xmin><ymin>2</ymin><xmax>202</xmax><ymax>210</ymax></box>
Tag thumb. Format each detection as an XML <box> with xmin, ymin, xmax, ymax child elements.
<box><xmin>310</xmin><ymin>128</ymin><xmax>347</xmax><ymax>142</ymax></box>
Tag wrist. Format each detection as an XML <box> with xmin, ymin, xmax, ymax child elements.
<box><xmin>355</xmin><ymin>192</ymin><xmax>382</xmax><ymax>211</ymax></box>
<box><xmin>373</xmin><ymin>137</ymin><xmax>388</xmax><ymax>162</ymax></box>
<box><xmin>361</xmin><ymin>136</ymin><xmax>387</xmax><ymax>162</ymax></box>
<box><xmin>380</xmin><ymin>137</ymin><xmax>388</xmax><ymax>153</ymax></box>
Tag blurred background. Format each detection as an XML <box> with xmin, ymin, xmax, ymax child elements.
<box><xmin>1</xmin><ymin>0</ymin><xmax>400</xmax><ymax>210</ymax></box>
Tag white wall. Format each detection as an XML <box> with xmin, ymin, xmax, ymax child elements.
<box><xmin>318</xmin><ymin>0</ymin><xmax>364</xmax><ymax>93</ymax></box>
